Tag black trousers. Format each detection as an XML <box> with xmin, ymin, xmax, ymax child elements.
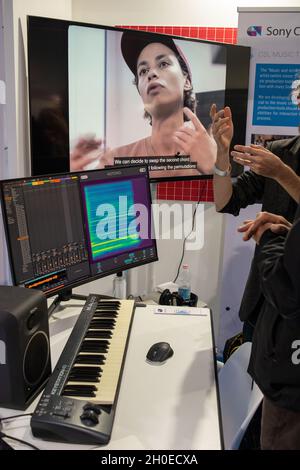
<box><xmin>261</xmin><ymin>397</ymin><xmax>300</xmax><ymax>450</ymax></box>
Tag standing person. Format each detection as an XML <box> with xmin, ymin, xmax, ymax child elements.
<box><xmin>211</xmin><ymin>104</ymin><xmax>300</xmax><ymax>340</ymax></box>
<box><xmin>71</xmin><ymin>32</ymin><xmax>217</xmax><ymax>178</ymax></box>
<box><xmin>237</xmin><ymin>209</ymin><xmax>300</xmax><ymax>450</ymax></box>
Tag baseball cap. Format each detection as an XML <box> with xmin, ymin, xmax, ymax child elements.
<box><xmin>121</xmin><ymin>30</ymin><xmax>192</xmax><ymax>82</ymax></box>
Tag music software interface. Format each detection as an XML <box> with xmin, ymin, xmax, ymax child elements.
<box><xmin>80</xmin><ymin>169</ymin><xmax>156</xmax><ymax>278</ymax></box>
<box><xmin>1</xmin><ymin>166</ymin><xmax>157</xmax><ymax>295</ymax></box>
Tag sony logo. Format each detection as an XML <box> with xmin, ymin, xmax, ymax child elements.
<box><xmin>266</xmin><ymin>26</ymin><xmax>300</xmax><ymax>38</ymax></box>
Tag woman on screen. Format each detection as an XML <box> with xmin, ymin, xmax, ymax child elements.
<box><xmin>70</xmin><ymin>31</ymin><xmax>217</xmax><ymax>178</ymax></box>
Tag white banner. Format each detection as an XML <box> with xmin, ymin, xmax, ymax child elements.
<box><xmin>238</xmin><ymin>7</ymin><xmax>300</xmax><ymax>145</ymax></box>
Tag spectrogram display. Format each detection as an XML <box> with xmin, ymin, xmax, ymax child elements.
<box><xmin>83</xmin><ymin>180</ymin><xmax>142</xmax><ymax>262</ymax></box>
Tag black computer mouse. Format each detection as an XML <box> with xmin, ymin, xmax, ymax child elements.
<box><xmin>146</xmin><ymin>342</ymin><xmax>174</xmax><ymax>363</ymax></box>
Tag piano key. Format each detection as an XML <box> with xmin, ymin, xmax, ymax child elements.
<box><xmin>95</xmin><ymin>307</ymin><xmax>119</xmax><ymax>311</ymax></box>
<box><xmin>69</xmin><ymin>366</ymin><xmax>102</xmax><ymax>374</ymax></box>
<box><xmin>89</xmin><ymin>316</ymin><xmax>118</xmax><ymax>329</ymax></box>
<box><xmin>79</xmin><ymin>344</ymin><xmax>109</xmax><ymax>353</ymax></box>
<box><xmin>68</xmin><ymin>368</ymin><xmax>101</xmax><ymax>376</ymax></box>
<box><xmin>95</xmin><ymin>304</ymin><xmax>119</xmax><ymax>309</ymax></box>
<box><xmin>90</xmin><ymin>317</ymin><xmax>118</xmax><ymax>328</ymax></box>
<box><xmin>67</xmin><ymin>377</ymin><xmax>100</xmax><ymax>383</ymax></box>
<box><xmin>89</xmin><ymin>318</ymin><xmax>116</xmax><ymax>325</ymax></box>
<box><xmin>69</xmin><ymin>369</ymin><xmax>101</xmax><ymax>376</ymax></box>
<box><xmin>81</xmin><ymin>339</ymin><xmax>110</xmax><ymax>346</ymax></box>
<box><xmin>89</xmin><ymin>322</ymin><xmax>115</xmax><ymax>329</ymax></box>
<box><xmin>75</xmin><ymin>354</ymin><xmax>106</xmax><ymax>365</ymax></box>
<box><xmin>71</xmin><ymin>365</ymin><xmax>102</xmax><ymax>370</ymax></box>
<box><xmin>68</xmin><ymin>372</ymin><xmax>101</xmax><ymax>379</ymax></box>
<box><xmin>93</xmin><ymin>312</ymin><xmax>118</xmax><ymax>318</ymax></box>
<box><xmin>69</xmin><ymin>376</ymin><xmax>101</xmax><ymax>381</ymax></box>
<box><xmin>85</xmin><ymin>330</ymin><xmax>112</xmax><ymax>339</ymax></box>
<box><xmin>93</xmin><ymin>320</ymin><xmax>116</xmax><ymax>325</ymax></box>
<box><xmin>95</xmin><ymin>304</ymin><xmax>120</xmax><ymax>310</ymax></box>
<box><xmin>83</xmin><ymin>338</ymin><xmax>110</xmax><ymax>344</ymax></box>
<box><xmin>63</xmin><ymin>384</ymin><xmax>97</xmax><ymax>392</ymax></box>
<box><xmin>62</xmin><ymin>384</ymin><xmax>97</xmax><ymax>397</ymax></box>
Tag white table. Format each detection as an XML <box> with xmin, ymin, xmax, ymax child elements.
<box><xmin>0</xmin><ymin>301</ymin><xmax>223</xmax><ymax>450</ymax></box>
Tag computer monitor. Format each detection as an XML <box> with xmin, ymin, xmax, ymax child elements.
<box><xmin>0</xmin><ymin>165</ymin><xmax>157</xmax><ymax>298</ymax></box>
<box><xmin>28</xmin><ymin>16</ymin><xmax>250</xmax><ymax>180</ymax></box>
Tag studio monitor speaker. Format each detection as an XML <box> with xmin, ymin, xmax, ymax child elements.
<box><xmin>0</xmin><ymin>286</ymin><xmax>51</xmax><ymax>409</ymax></box>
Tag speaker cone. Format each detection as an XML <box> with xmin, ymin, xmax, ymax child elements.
<box><xmin>23</xmin><ymin>331</ymin><xmax>50</xmax><ymax>386</ymax></box>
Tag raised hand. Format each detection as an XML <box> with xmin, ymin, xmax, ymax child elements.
<box><xmin>172</xmin><ymin>107</ymin><xmax>217</xmax><ymax>174</ymax></box>
<box><xmin>70</xmin><ymin>135</ymin><xmax>104</xmax><ymax>171</ymax></box>
<box><xmin>210</xmin><ymin>104</ymin><xmax>233</xmax><ymax>155</ymax></box>
<box><xmin>237</xmin><ymin>211</ymin><xmax>292</xmax><ymax>243</ymax></box>
<box><xmin>231</xmin><ymin>144</ymin><xmax>285</xmax><ymax>178</ymax></box>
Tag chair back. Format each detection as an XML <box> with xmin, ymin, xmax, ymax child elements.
<box><xmin>218</xmin><ymin>342</ymin><xmax>263</xmax><ymax>450</ymax></box>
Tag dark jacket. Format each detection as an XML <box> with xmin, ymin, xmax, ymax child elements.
<box><xmin>248</xmin><ymin>204</ymin><xmax>300</xmax><ymax>411</ymax></box>
<box><xmin>220</xmin><ymin>136</ymin><xmax>300</xmax><ymax>324</ymax></box>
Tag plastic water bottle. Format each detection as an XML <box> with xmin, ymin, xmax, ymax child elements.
<box><xmin>178</xmin><ymin>264</ymin><xmax>191</xmax><ymax>302</ymax></box>
<box><xmin>113</xmin><ymin>272</ymin><xmax>127</xmax><ymax>299</ymax></box>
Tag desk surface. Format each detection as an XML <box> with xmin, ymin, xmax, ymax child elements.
<box><xmin>0</xmin><ymin>301</ymin><xmax>223</xmax><ymax>450</ymax></box>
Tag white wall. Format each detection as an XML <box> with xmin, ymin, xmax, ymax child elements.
<box><xmin>72</xmin><ymin>0</ymin><xmax>300</xmax><ymax>27</ymax></box>
<box><xmin>2</xmin><ymin>0</ymin><xmax>73</xmax><ymax>179</ymax></box>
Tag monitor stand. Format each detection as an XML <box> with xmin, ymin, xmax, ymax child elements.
<box><xmin>48</xmin><ymin>289</ymin><xmax>87</xmax><ymax>318</ymax></box>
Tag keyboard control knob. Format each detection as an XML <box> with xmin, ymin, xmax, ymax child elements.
<box><xmin>80</xmin><ymin>410</ymin><xmax>99</xmax><ymax>427</ymax></box>
<box><xmin>83</xmin><ymin>404</ymin><xmax>101</xmax><ymax>415</ymax></box>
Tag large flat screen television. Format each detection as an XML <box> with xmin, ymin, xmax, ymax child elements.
<box><xmin>28</xmin><ymin>16</ymin><xmax>250</xmax><ymax>181</ymax></box>
<box><xmin>0</xmin><ymin>165</ymin><xmax>157</xmax><ymax>298</ymax></box>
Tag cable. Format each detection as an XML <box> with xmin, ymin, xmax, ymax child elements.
<box><xmin>0</xmin><ymin>413</ymin><xmax>37</xmax><ymax>450</ymax></box>
<box><xmin>0</xmin><ymin>413</ymin><xmax>33</xmax><ymax>423</ymax></box>
<box><xmin>173</xmin><ymin>201</ymin><xmax>199</xmax><ymax>283</ymax></box>
<box><xmin>173</xmin><ymin>182</ymin><xmax>208</xmax><ymax>283</ymax></box>
<box><xmin>0</xmin><ymin>432</ymin><xmax>39</xmax><ymax>450</ymax></box>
